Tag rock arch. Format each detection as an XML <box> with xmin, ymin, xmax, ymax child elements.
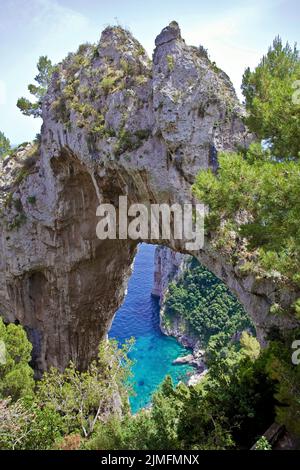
<box><xmin>0</xmin><ymin>22</ymin><xmax>299</xmax><ymax>372</ymax></box>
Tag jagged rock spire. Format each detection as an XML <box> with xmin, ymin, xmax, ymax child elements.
<box><xmin>1</xmin><ymin>21</ymin><xmax>287</xmax><ymax>376</ymax></box>
<box><xmin>155</xmin><ymin>21</ymin><xmax>182</xmax><ymax>47</ymax></box>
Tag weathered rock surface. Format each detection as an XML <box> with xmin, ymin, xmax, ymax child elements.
<box><xmin>0</xmin><ymin>22</ymin><xmax>299</xmax><ymax>372</ymax></box>
<box><xmin>152</xmin><ymin>245</ymin><xmax>185</xmax><ymax>304</ymax></box>
<box><xmin>151</xmin><ymin>246</ymin><xmax>202</xmax><ymax>355</ymax></box>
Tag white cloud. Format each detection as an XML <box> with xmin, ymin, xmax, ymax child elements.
<box><xmin>0</xmin><ymin>81</ymin><xmax>7</xmax><ymax>106</ymax></box>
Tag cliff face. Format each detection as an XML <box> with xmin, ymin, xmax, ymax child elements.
<box><xmin>152</xmin><ymin>246</ymin><xmax>185</xmax><ymax>305</ymax></box>
<box><xmin>152</xmin><ymin>246</ymin><xmax>200</xmax><ymax>349</ymax></box>
<box><xmin>0</xmin><ymin>22</ymin><xmax>299</xmax><ymax>372</ymax></box>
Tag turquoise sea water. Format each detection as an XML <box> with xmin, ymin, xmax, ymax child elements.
<box><xmin>109</xmin><ymin>243</ymin><xmax>195</xmax><ymax>413</ymax></box>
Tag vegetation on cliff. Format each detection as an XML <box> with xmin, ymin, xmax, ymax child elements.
<box><xmin>45</xmin><ymin>29</ymin><xmax>151</xmax><ymax>153</ymax></box>
<box><xmin>0</xmin><ymin>319</ymin><xmax>34</xmax><ymax>401</ymax></box>
<box><xmin>17</xmin><ymin>56</ymin><xmax>54</xmax><ymax>118</ymax></box>
<box><xmin>242</xmin><ymin>36</ymin><xmax>300</xmax><ymax>160</ymax></box>
<box><xmin>164</xmin><ymin>258</ymin><xmax>253</xmax><ymax>347</ymax></box>
<box><xmin>193</xmin><ymin>37</ymin><xmax>300</xmax><ymax>295</ymax></box>
<box><xmin>1</xmin><ymin>33</ymin><xmax>300</xmax><ymax>451</ymax></box>
<box><xmin>0</xmin><ymin>318</ymin><xmax>278</xmax><ymax>450</ymax></box>
<box><xmin>192</xmin><ymin>36</ymin><xmax>300</xmax><ymax>442</ymax></box>
<box><xmin>84</xmin><ymin>332</ymin><xmax>277</xmax><ymax>450</ymax></box>
<box><xmin>0</xmin><ymin>320</ymin><xmax>133</xmax><ymax>450</ymax></box>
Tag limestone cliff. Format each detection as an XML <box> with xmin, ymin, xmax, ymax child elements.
<box><xmin>0</xmin><ymin>22</ymin><xmax>299</xmax><ymax>372</ymax></box>
<box><xmin>152</xmin><ymin>245</ymin><xmax>185</xmax><ymax>305</ymax></box>
<box><xmin>151</xmin><ymin>246</ymin><xmax>197</xmax><ymax>346</ymax></box>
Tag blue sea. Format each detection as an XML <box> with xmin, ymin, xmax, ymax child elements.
<box><xmin>109</xmin><ymin>243</ymin><xmax>195</xmax><ymax>413</ymax></box>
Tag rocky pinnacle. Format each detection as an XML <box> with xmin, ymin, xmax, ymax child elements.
<box><xmin>0</xmin><ymin>22</ymin><xmax>299</xmax><ymax>373</ymax></box>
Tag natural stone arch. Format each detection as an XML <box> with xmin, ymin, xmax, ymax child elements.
<box><xmin>0</xmin><ymin>22</ymin><xmax>299</xmax><ymax>372</ymax></box>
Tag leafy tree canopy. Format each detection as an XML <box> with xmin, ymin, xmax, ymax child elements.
<box><xmin>0</xmin><ymin>319</ymin><xmax>34</xmax><ymax>401</ymax></box>
<box><xmin>242</xmin><ymin>36</ymin><xmax>300</xmax><ymax>160</ymax></box>
<box><xmin>17</xmin><ymin>56</ymin><xmax>54</xmax><ymax>118</ymax></box>
<box><xmin>86</xmin><ymin>333</ymin><xmax>276</xmax><ymax>450</ymax></box>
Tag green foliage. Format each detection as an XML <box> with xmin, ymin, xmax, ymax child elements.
<box><xmin>17</xmin><ymin>56</ymin><xmax>54</xmax><ymax>118</ymax></box>
<box><xmin>193</xmin><ymin>147</ymin><xmax>300</xmax><ymax>286</ymax></box>
<box><xmin>86</xmin><ymin>378</ymin><xmax>232</xmax><ymax>451</ymax></box>
<box><xmin>0</xmin><ymin>398</ymin><xmax>34</xmax><ymax>449</ymax></box>
<box><xmin>100</xmin><ymin>75</ymin><xmax>119</xmax><ymax>95</ymax></box>
<box><xmin>0</xmin><ymin>319</ymin><xmax>34</xmax><ymax>401</ymax></box>
<box><xmin>164</xmin><ymin>258</ymin><xmax>253</xmax><ymax>346</ymax></box>
<box><xmin>114</xmin><ymin>128</ymin><xmax>150</xmax><ymax>157</ymax></box>
<box><xmin>0</xmin><ymin>320</ymin><xmax>135</xmax><ymax>449</ymax></box>
<box><xmin>242</xmin><ymin>36</ymin><xmax>300</xmax><ymax>160</ymax></box>
<box><xmin>240</xmin><ymin>330</ymin><xmax>261</xmax><ymax>361</ymax></box>
<box><xmin>264</xmin><ymin>332</ymin><xmax>300</xmax><ymax>436</ymax></box>
<box><xmin>211</xmin><ymin>61</ymin><xmax>222</xmax><ymax>74</ymax></box>
<box><xmin>0</xmin><ymin>131</ymin><xmax>11</xmax><ymax>158</ymax></box>
<box><xmin>195</xmin><ymin>335</ymin><xmax>275</xmax><ymax>448</ymax></box>
<box><xmin>192</xmin><ymin>38</ymin><xmax>300</xmax><ymax>292</ymax></box>
<box><xmin>84</xmin><ymin>412</ymin><xmax>155</xmax><ymax>450</ymax></box>
<box><xmin>254</xmin><ymin>436</ymin><xmax>272</xmax><ymax>450</ymax></box>
<box><xmin>120</xmin><ymin>58</ymin><xmax>134</xmax><ymax>76</ymax></box>
<box><xmin>21</xmin><ymin>401</ymin><xmax>64</xmax><ymax>450</ymax></box>
<box><xmin>0</xmin><ymin>318</ymin><xmax>279</xmax><ymax>450</ymax></box>
<box><xmin>27</xmin><ymin>195</ymin><xmax>36</xmax><ymax>205</ymax></box>
<box><xmin>166</xmin><ymin>55</ymin><xmax>175</xmax><ymax>72</ymax></box>
<box><xmin>198</xmin><ymin>45</ymin><xmax>209</xmax><ymax>59</ymax></box>
<box><xmin>137</xmin><ymin>45</ymin><xmax>146</xmax><ymax>57</ymax></box>
<box><xmin>0</xmin><ymin>397</ymin><xmax>64</xmax><ymax>450</ymax></box>
<box><xmin>86</xmin><ymin>335</ymin><xmax>276</xmax><ymax>450</ymax></box>
<box><xmin>37</xmin><ymin>339</ymin><xmax>134</xmax><ymax>437</ymax></box>
<box><xmin>293</xmin><ymin>298</ymin><xmax>300</xmax><ymax>319</ymax></box>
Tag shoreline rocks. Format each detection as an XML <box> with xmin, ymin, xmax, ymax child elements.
<box><xmin>172</xmin><ymin>353</ymin><xmax>194</xmax><ymax>365</ymax></box>
<box><xmin>172</xmin><ymin>349</ymin><xmax>205</xmax><ymax>368</ymax></box>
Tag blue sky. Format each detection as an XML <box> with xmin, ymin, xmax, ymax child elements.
<box><xmin>0</xmin><ymin>0</ymin><xmax>299</xmax><ymax>144</ymax></box>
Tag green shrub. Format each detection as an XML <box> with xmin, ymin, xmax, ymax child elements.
<box><xmin>164</xmin><ymin>258</ymin><xmax>253</xmax><ymax>346</ymax></box>
<box><xmin>27</xmin><ymin>196</ymin><xmax>36</xmax><ymax>205</ymax></box>
<box><xmin>0</xmin><ymin>319</ymin><xmax>34</xmax><ymax>401</ymax></box>
<box><xmin>254</xmin><ymin>436</ymin><xmax>272</xmax><ymax>450</ymax></box>
<box><xmin>100</xmin><ymin>75</ymin><xmax>119</xmax><ymax>95</ymax></box>
<box><xmin>166</xmin><ymin>55</ymin><xmax>175</xmax><ymax>72</ymax></box>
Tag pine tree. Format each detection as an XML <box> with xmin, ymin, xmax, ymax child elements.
<box><xmin>17</xmin><ymin>56</ymin><xmax>54</xmax><ymax>118</ymax></box>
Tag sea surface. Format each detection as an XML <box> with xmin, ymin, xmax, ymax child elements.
<box><xmin>109</xmin><ymin>243</ymin><xmax>194</xmax><ymax>413</ymax></box>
